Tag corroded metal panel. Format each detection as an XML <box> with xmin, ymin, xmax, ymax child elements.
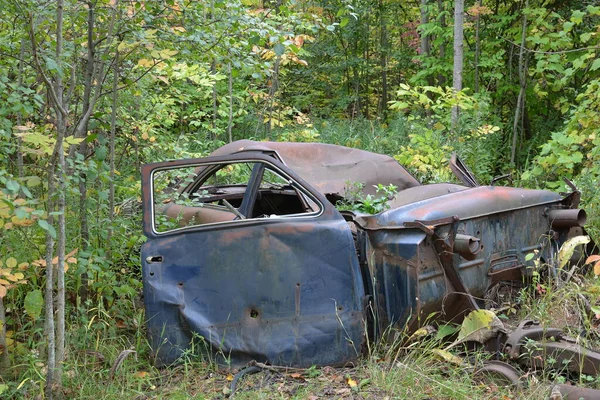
<box><xmin>141</xmin><ymin>155</ymin><xmax>365</xmax><ymax>368</ymax></box>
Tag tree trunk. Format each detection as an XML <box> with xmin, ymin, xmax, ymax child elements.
<box><xmin>0</xmin><ymin>297</ymin><xmax>9</xmax><ymax>375</ymax></box>
<box><xmin>29</xmin><ymin>0</ymin><xmax>68</xmax><ymax>395</ymax></box>
<box><xmin>211</xmin><ymin>59</ymin><xmax>218</xmax><ymax>137</ymax></box>
<box><xmin>107</xmin><ymin>49</ymin><xmax>120</xmax><ymax>262</ymax></box>
<box><xmin>266</xmin><ymin>56</ymin><xmax>280</xmax><ymax>140</ymax></box>
<box><xmin>437</xmin><ymin>0</ymin><xmax>447</xmax><ymax>86</ymax></box>
<box><xmin>452</xmin><ymin>0</ymin><xmax>464</xmax><ymax>129</ymax></box>
<box><xmin>16</xmin><ymin>39</ymin><xmax>26</xmax><ymax>179</ymax></box>
<box><xmin>511</xmin><ymin>0</ymin><xmax>529</xmax><ymax>166</ymax></box>
<box><xmin>364</xmin><ymin>8</ymin><xmax>370</xmax><ymax>120</ymax></box>
<box><xmin>379</xmin><ymin>0</ymin><xmax>388</xmax><ymax>118</ymax></box>
<box><xmin>227</xmin><ymin>62</ymin><xmax>233</xmax><ymax>143</ymax></box>
<box><xmin>474</xmin><ymin>0</ymin><xmax>482</xmax><ymax>93</ymax></box>
<box><xmin>420</xmin><ymin>0</ymin><xmax>430</xmax><ymax>60</ymax></box>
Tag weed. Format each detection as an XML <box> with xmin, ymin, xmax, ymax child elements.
<box><xmin>336</xmin><ymin>182</ymin><xmax>398</xmax><ymax>215</ymax></box>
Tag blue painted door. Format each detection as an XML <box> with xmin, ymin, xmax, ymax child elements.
<box><xmin>141</xmin><ymin>152</ymin><xmax>365</xmax><ymax>367</ymax></box>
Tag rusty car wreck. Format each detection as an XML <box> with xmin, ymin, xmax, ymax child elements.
<box><xmin>141</xmin><ymin>140</ymin><xmax>598</xmax><ymax>391</ymax></box>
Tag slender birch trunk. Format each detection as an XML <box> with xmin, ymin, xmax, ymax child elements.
<box><xmin>452</xmin><ymin>0</ymin><xmax>464</xmax><ymax>129</ymax></box>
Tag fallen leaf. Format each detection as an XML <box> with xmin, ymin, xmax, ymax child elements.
<box><xmin>289</xmin><ymin>372</ymin><xmax>305</xmax><ymax>380</ymax></box>
<box><xmin>454</xmin><ymin>309</ymin><xmax>504</xmax><ymax>345</ymax></box>
<box><xmin>586</xmin><ymin>255</ymin><xmax>600</xmax><ymax>264</ymax></box>
<box><xmin>431</xmin><ymin>349</ymin><xmax>464</xmax><ymax>365</ymax></box>
<box><xmin>347</xmin><ymin>377</ymin><xmax>357</xmax><ymax>388</ymax></box>
<box><xmin>226</xmin><ymin>373</ymin><xmax>233</xmax><ymax>381</ymax></box>
<box><xmin>558</xmin><ymin>235</ymin><xmax>590</xmax><ymax>269</ymax></box>
<box><xmin>134</xmin><ymin>371</ymin><xmax>149</xmax><ymax>379</ymax></box>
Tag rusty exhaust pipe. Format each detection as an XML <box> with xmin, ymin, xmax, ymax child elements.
<box><xmin>548</xmin><ymin>209</ymin><xmax>586</xmax><ymax>229</ymax></box>
<box><xmin>454</xmin><ymin>234</ymin><xmax>481</xmax><ymax>260</ymax></box>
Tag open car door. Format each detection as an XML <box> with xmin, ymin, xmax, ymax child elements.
<box><xmin>141</xmin><ymin>152</ymin><xmax>366</xmax><ymax>367</ymax></box>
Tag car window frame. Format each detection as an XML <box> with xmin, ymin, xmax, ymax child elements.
<box><xmin>145</xmin><ymin>154</ymin><xmax>326</xmax><ymax>237</ymax></box>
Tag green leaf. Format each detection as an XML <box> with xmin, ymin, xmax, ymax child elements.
<box><xmin>273</xmin><ymin>43</ymin><xmax>285</xmax><ymax>56</ymax></box>
<box><xmin>6</xmin><ymin>257</ymin><xmax>17</xmax><ymax>269</ymax></box>
<box><xmin>571</xmin><ymin>10</ymin><xmax>585</xmax><ymax>24</ymax></box>
<box><xmin>26</xmin><ymin>176</ymin><xmax>41</xmax><ymax>187</ymax></box>
<box><xmin>435</xmin><ymin>324</ymin><xmax>459</xmax><ymax>341</ymax></box>
<box><xmin>340</xmin><ymin>17</ymin><xmax>349</xmax><ymax>28</ymax></box>
<box><xmin>5</xmin><ymin>180</ymin><xmax>19</xmax><ymax>193</ymax></box>
<box><xmin>38</xmin><ymin>220</ymin><xmax>56</xmax><ymax>239</ymax></box>
<box><xmin>24</xmin><ymin>290</ymin><xmax>43</xmax><ymax>321</ymax></box>
<box><xmin>580</xmin><ymin>33</ymin><xmax>592</xmax><ymax>43</ymax></box>
<box><xmin>45</xmin><ymin>57</ymin><xmax>62</xmax><ymax>75</ymax></box>
<box><xmin>591</xmin><ymin>58</ymin><xmax>600</xmax><ymax>72</ymax></box>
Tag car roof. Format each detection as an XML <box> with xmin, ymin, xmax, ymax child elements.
<box><xmin>210</xmin><ymin>140</ymin><xmax>421</xmax><ymax>197</ymax></box>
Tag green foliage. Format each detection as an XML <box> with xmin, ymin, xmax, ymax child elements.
<box><xmin>0</xmin><ymin>0</ymin><xmax>598</xmax><ymax>396</ymax></box>
<box><xmin>389</xmin><ymin>85</ymin><xmax>502</xmax><ymax>183</ymax></box>
<box><xmin>522</xmin><ymin>78</ymin><xmax>600</xmax><ymax>238</ymax></box>
<box><xmin>336</xmin><ymin>182</ymin><xmax>398</xmax><ymax>215</ymax></box>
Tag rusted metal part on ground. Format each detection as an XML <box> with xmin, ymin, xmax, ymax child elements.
<box><xmin>140</xmin><ymin>140</ymin><xmax>597</xmax><ymax>369</ymax></box>
<box><xmin>553</xmin><ymin>384</ymin><xmax>600</xmax><ymax>399</ymax></box>
<box><xmin>500</xmin><ymin>320</ymin><xmax>600</xmax><ymax>377</ymax></box>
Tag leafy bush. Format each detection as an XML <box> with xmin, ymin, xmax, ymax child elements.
<box><xmin>522</xmin><ymin>79</ymin><xmax>600</xmax><ymax>240</ymax></box>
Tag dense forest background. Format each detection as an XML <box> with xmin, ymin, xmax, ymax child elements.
<box><xmin>0</xmin><ymin>0</ymin><xmax>599</xmax><ymax>397</ymax></box>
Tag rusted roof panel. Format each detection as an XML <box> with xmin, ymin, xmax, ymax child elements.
<box><xmin>210</xmin><ymin>140</ymin><xmax>421</xmax><ymax>196</ymax></box>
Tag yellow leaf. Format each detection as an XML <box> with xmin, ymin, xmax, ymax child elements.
<box><xmin>0</xmin><ymin>279</ymin><xmax>8</xmax><ymax>285</ymax></box>
<box><xmin>5</xmin><ymin>258</ymin><xmax>17</xmax><ymax>269</ymax></box>
<box><xmin>226</xmin><ymin>373</ymin><xmax>234</xmax><ymax>381</ymax></box>
<box><xmin>137</xmin><ymin>59</ymin><xmax>154</xmax><ymax>68</ymax></box>
<box><xmin>67</xmin><ymin>257</ymin><xmax>77</xmax><ymax>264</ymax></box>
<box><xmin>594</xmin><ymin>262</ymin><xmax>600</xmax><ymax>277</ymax></box>
<box><xmin>134</xmin><ymin>371</ymin><xmax>149</xmax><ymax>379</ymax></box>
<box><xmin>347</xmin><ymin>378</ymin><xmax>357</xmax><ymax>388</ymax></box>
<box><xmin>558</xmin><ymin>235</ymin><xmax>590</xmax><ymax>269</ymax></box>
<box><xmin>12</xmin><ymin>217</ymin><xmax>34</xmax><ymax>227</ymax></box>
<box><xmin>13</xmin><ymin>272</ymin><xmax>24</xmax><ymax>280</ymax></box>
<box><xmin>141</xmin><ymin>132</ymin><xmax>149</xmax><ymax>140</ymax></box>
<box><xmin>0</xmin><ymin>285</ymin><xmax>6</xmax><ymax>298</ymax></box>
<box><xmin>431</xmin><ymin>349</ymin><xmax>465</xmax><ymax>365</ymax></box>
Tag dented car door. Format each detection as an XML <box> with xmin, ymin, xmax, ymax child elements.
<box><xmin>141</xmin><ymin>152</ymin><xmax>365</xmax><ymax>367</ymax></box>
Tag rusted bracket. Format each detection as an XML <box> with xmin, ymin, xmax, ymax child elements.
<box><xmin>403</xmin><ymin>215</ymin><xmax>459</xmax><ymax>235</ymax></box>
<box><xmin>430</xmin><ymin>216</ymin><xmax>480</xmax><ymax>312</ymax></box>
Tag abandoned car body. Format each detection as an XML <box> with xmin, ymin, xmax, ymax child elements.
<box><xmin>141</xmin><ymin>140</ymin><xmax>593</xmax><ymax>370</ymax></box>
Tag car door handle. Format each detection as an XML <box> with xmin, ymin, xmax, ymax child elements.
<box><xmin>145</xmin><ymin>256</ymin><xmax>163</xmax><ymax>263</ymax></box>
